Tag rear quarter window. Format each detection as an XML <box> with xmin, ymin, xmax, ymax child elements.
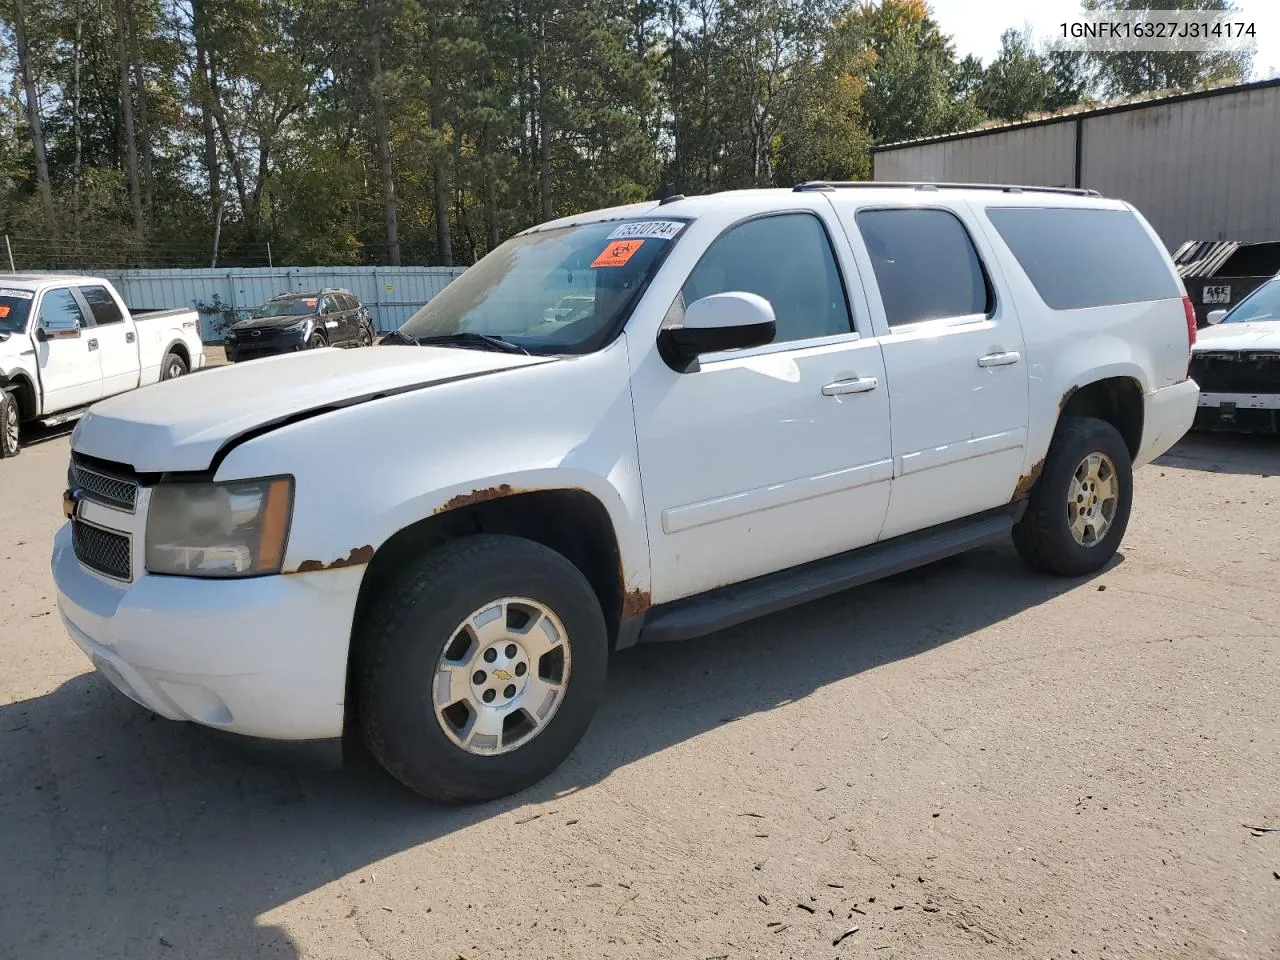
<box><xmin>985</xmin><ymin>206</ymin><xmax>1181</xmax><ymax>310</ymax></box>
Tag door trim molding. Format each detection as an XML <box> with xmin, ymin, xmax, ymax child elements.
<box><xmin>661</xmin><ymin>458</ymin><xmax>894</xmax><ymax>534</ymax></box>
<box><xmin>895</xmin><ymin>428</ymin><xmax>1026</xmax><ymax>478</ymax></box>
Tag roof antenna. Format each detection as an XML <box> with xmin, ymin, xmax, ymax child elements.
<box><xmin>656</xmin><ymin>183</ymin><xmax>684</xmax><ymax>205</ymax></box>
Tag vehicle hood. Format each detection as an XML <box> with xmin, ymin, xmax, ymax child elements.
<box><xmin>71</xmin><ymin>346</ymin><xmax>555</xmax><ymax>473</ymax></box>
<box><xmin>1194</xmin><ymin>321</ymin><xmax>1280</xmax><ymax>353</ymax></box>
<box><xmin>231</xmin><ymin>313</ymin><xmax>317</xmax><ymax>331</ymax></box>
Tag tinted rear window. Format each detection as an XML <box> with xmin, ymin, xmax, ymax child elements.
<box><xmin>985</xmin><ymin>207</ymin><xmax>1181</xmax><ymax>310</ymax></box>
<box><xmin>79</xmin><ymin>286</ymin><xmax>125</xmax><ymax>325</ymax></box>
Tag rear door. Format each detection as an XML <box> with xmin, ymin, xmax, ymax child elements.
<box><xmin>34</xmin><ymin>286</ymin><xmax>102</xmax><ymax>412</ymax></box>
<box><xmin>76</xmin><ymin>285</ymin><xmax>137</xmax><ymax>396</ymax></box>
<box><xmin>342</xmin><ymin>293</ymin><xmax>369</xmax><ymax>342</ymax></box>
<box><xmin>319</xmin><ymin>294</ymin><xmax>350</xmax><ymax>343</ymax></box>
<box><xmin>630</xmin><ymin>199</ymin><xmax>894</xmax><ymax>602</ymax></box>
<box><xmin>833</xmin><ymin>201</ymin><xmax>1030</xmax><ymax>540</ymax></box>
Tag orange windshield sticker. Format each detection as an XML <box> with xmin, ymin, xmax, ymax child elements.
<box><xmin>304</xmin><ymin>298</ymin><xmax>317</xmax><ymax>307</ymax></box>
<box><xmin>592</xmin><ymin>239</ymin><xmax>645</xmax><ymax>268</ymax></box>
<box><xmin>0</xmin><ymin>305</ymin><xmax>9</xmax><ymax>318</ymax></box>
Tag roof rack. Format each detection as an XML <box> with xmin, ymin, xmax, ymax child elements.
<box><xmin>319</xmin><ymin>286</ymin><xmax>351</xmax><ymax>295</ymax></box>
<box><xmin>794</xmin><ymin>180</ymin><xmax>1102</xmax><ymax>198</ymax></box>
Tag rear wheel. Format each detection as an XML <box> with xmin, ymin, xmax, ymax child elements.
<box><xmin>160</xmin><ymin>351</ymin><xmax>188</xmax><ymax>381</ymax></box>
<box><xmin>1013</xmin><ymin>416</ymin><xmax>1133</xmax><ymax>576</ymax></box>
<box><xmin>356</xmin><ymin>534</ymin><xmax>609</xmax><ymax>803</ymax></box>
<box><xmin>358</xmin><ymin>325</ymin><xmax>373</xmax><ymax>347</ymax></box>
<box><xmin>0</xmin><ymin>390</ymin><xmax>20</xmax><ymax>458</ymax></box>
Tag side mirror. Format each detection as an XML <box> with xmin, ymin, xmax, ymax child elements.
<box><xmin>1206</xmin><ymin>309</ymin><xmax>1227</xmax><ymax>325</ymax></box>
<box><xmin>36</xmin><ymin>317</ymin><xmax>82</xmax><ymax>341</ymax></box>
<box><xmin>658</xmin><ymin>292</ymin><xmax>776</xmax><ymax>371</ymax></box>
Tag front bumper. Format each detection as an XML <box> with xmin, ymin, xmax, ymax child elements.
<box><xmin>52</xmin><ymin>521</ymin><xmax>361</xmax><ymax>740</ymax></box>
<box><xmin>1194</xmin><ymin>391</ymin><xmax>1280</xmax><ymax>432</ymax></box>
<box><xmin>224</xmin><ymin>331</ymin><xmax>308</xmax><ymax>362</ymax></box>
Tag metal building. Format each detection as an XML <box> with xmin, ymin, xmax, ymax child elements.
<box><xmin>871</xmin><ymin>78</ymin><xmax>1280</xmax><ymax>250</ymax></box>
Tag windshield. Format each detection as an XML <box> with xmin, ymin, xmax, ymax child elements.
<box><xmin>0</xmin><ymin>289</ymin><xmax>35</xmax><ymax>334</ymax></box>
<box><xmin>253</xmin><ymin>297</ymin><xmax>318</xmax><ymax>318</ymax></box>
<box><xmin>399</xmin><ymin>219</ymin><xmax>688</xmax><ymax>353</ymax></box>
<box><xmin>1222</xmin><ymin>280</ymin><xmax>1280</xmax><ymax>324</ymax></box>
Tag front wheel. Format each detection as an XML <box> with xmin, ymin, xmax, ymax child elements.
<box><xmin>307</xmin><ymin>331</ymin><xmax>327</xmax><ymax>350</ymax></box>
<box><xmin>1013</xmin><ymin>416</ymin><xmax>1133</xmax><ymax>577</ymax></box>
<box><xmin>160</xmin><ymin>351</ymin><xmax>188</xmax><ymax>381</ymax></box>
<box><xmin>356</xmin><ymin>534</ymin><xmax>609</xmax><ymax>803</ymax></box>
<box><xmin>0</xmin><ymin>390</ymin><xmax>20</xmax><ymax>458</ymax></box>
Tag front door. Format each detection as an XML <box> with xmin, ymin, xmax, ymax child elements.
<box><xmin>35</xmin><ymin>287</ymin><xmax>102</xmax><ymax>413</ymax></box>
<box><xmin>835</xmin><ymin>202</ymin><xmax>1030</xmax><ymax>540</ymax></box>
<box><xmin>630</xmin><ymin>205</ymin><xmax>894</xmax><ymax>603</ymax></box>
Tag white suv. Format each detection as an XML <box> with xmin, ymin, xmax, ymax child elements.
<box><xmin>52</xmin><ymin>183</ymin><xmax>1200</xmax><ymax>802</ymax></box>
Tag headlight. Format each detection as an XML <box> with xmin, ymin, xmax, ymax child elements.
<box><xmin>146</xmin><ymin>476</ymin><xmax>294</xmax><ymax>578</ymax></box>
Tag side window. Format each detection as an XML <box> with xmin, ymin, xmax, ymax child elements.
<box><xmin>38</xmin><ymin>288</ymin><xmax>88</xmax><ymax>330</ymax></box>
<box><xmin>855</xmin><ymin>208</ymin><xmax>992</xmax><ymax>327</ymax></box>
<box><xmin>678</xmin><ymin>213</ymin><xmax>854</xmax><ymax>345</ymax></box>
<box><xmin>341</xmin><ymin>294</ymin><xmax>360</xmax><ymax>311</ymax></box>
<box><xmin>321</xmin><ymin>295</ymin><xmax>339</xmax><ymax>314</ymax></box>
<box><xmin>78</xmin><ymin>286</ymin><xmax>125</xmax><ymax>326</ymax></box>
<box><xmin>984</xmin><ymin>206</ymin><xmax>1181</xmax><ymax>309</ymax></box>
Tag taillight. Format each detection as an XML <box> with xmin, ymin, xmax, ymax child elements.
<box><xmin>1182</xmin><ymin>295</ymin><xmax>1197</xmax><ymax>347</ymax></box>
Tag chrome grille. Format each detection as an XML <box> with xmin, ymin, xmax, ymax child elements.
<box><xmin>70</xmin><ymin>460</ymin><xmax>139</xmax><ymax>512</ymax></box>
<box><xmin>72</xmin><ymin>520</ymin><xmax>132</xmax><ymax>581</ymax></box>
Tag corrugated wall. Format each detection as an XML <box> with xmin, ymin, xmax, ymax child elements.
<box><xmin>51</xmin><ymin>266</ymin><xmax>467</xmax><ymax>341</ymax></box>
<box><xmin>875</xmin><ymin>122</ymin><xmax>1076</xmax><ymax>187</ymax></box>
<box><xmin>1081</xmin><ymin>85</ymin><xmax>1280</xmax><ymax>246</ymax></box>
<box><xmin>871</xmin><ymin>82</ymin><xmax>1280</xmax><ymax>249</ymax></box>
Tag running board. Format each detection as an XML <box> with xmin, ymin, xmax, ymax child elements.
<box><xmin>639</xmin><ymin>504</ymin><xmax>1023</xmax><ymax>644</ymax></box>
<box><xmin>38</xmin><ymin>406</ymin><xmax>90</xmax><ymax>428</ymax></box>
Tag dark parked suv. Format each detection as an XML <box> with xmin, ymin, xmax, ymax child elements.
<box><xmin>224</xmin><ymin>288</ymin><xmax>376</xmax><ymax>362</ymax></box>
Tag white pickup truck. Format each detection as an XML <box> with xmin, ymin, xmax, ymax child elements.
<box><xmin>52</xmin><ymin>184</ymin><xmax>1199</xmax><ymax>802</ymax></box>
<box><xmin>0</xmin><ymin>274</ymin><xmax>205</xmax><ymax>456</ymax></box>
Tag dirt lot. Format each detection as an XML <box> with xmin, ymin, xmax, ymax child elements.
<box><xmin>2</xmin><ymin>429</ymin><xmax>1278</xmax><ymax>960</ymax></box>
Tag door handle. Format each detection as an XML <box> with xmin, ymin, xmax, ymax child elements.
<box><xmin>126</xmin><ymin>331</ymin><xmax>136</xmax><ymax>343</ymax></box>
<box><xmin>821</xmin><ymin>377</ymin><xmax>879</xmax><ymax>397</ymax></box>
<box><xmin>977</xmin><ymin>351</ymin><xmax>1020</xmax><ymax>368</ymax></box>
<box><xmin>87</xmin><ymin>338</ymin><xmax>99</xmax><ymax>351</ymax></box>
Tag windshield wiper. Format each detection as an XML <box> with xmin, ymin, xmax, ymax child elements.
<box><xmin>415</xmin><ymin>332</ymin><xmax>530</xmax><ymax>355</ymax></box>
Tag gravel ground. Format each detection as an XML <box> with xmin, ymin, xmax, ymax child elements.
<box><xmin>1</xmin><ymin>426</ymin><xmax>1278</xmax><ymax>960</ymax></box>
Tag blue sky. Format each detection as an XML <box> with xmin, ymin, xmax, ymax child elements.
<box><xmin>927</xmin><ymin>0</ymin><xmax>1280</xmax><ymax>80</ymax></box>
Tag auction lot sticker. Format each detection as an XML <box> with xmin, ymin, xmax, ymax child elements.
<box><xmin>0</xmin><ymin>288</ymin><xmax>34</xmax><ymax>299</ymax></box>
<box><xmin>607</xmin><ymin>220</ymin><xmax>685</xmax><ymax>241</ymax></box>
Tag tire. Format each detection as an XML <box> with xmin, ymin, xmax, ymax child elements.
<box><xmin>161</xmin><ymin>351</ymin><xmax>188</xmax><ymax>380</ymax></box>
<box><xmin>307</xmin><ymin>331</ymin><xmax>327</xmax><ymax>350</ymax></box>
<box><xmin>356</xmin><ymin>534</ymin><xmax>609</xmax><ymax>803</ymax></box>
<box><xmin>358</xmin><ymin>325</ymin><xmax>373</xmax><ymax>347</ymax></box>
<box><xmin>0</xmin><ymin>390</ymin><xmax>20</xmax><ymax>458</ymax></box>
<box><xmin>1013</xmin><ymin>416</ymin><xmax>1133</xmax><ymax>577</ymax></box>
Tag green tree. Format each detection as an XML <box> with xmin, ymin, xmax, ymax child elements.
<box><xmin>977</xmin><ymin>27</ymin><xmax>1053</xmax><ymax>121</ymax></box>
<box><xmin>1084</xmin><ymin>0</ymin><xmax>1253</xmax><ymax>96</ymax></box>
<box><xmin>832</xmin><ymin>0</ymin><xmax>983</xmax><ymax>145</ymax></box>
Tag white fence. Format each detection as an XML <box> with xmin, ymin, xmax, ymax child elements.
<box><xmin>52</xmin><ymin>266</ymin><xmax>468</xmax><ymax>342</ymax></box>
